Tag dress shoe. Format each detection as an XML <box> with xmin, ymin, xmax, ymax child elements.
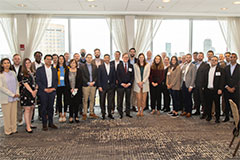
<box><xmin>206</xmin><ymin>117</ymin><xmax>212</xmax><ymax>121</ymax></box>
<box><xmin>25</xmin><ymin>129</ymin><xmax>33</xmax><ymax>133</ymax></box>
<box><xmin>69</xmin><ymin>120</ymin><xmax>74</xmax><ymax>123</ymax></box>
<box><xmin>181</xmin><ymin>112</ymin><xmax>187</xmax><ymax>116</ymax></box>
<box><xmin>200</xmin><ymin>114</ymin><xmax>206</xmax><ymax>119</ymax></box>
<box><xmin>108</xmin><ymin>114</ymin><xmax>114</xmax><ymax>119</ymax></box>
<box><xmin>102</xmin><ymin>115</ymin><xmax>105</xmax><ymax>120</ymax></box>
<box><xmin>120</xmin><ymin>115</ymin><xmax>123</xmax><ymax>119</ymax></box>
<box><xmin>82</xmin><ymin>114</ymin><xmax>87</xmax><ymax>120</ymax></box>
<box><xmin>48</xmin><ymin>124</ymin><xmax>58</xmax><ymax>129</ymax></box>
<box><xmin>75</xmin><ymin>118</ymin><xmax>80</xmax><ymax>123</ymax></box>
<box><xmin>144</xmin><ymin>107</ymin><xmax>149</xmax><ymax>111</ymax></box>
<box><xmin>126</xmin><ymin>114</ymin><xmax>133</xmax><ymax>118</ymax></box>
<box><xmin>90</xmin><ymin>113</ymin><xmax>99</xmax><ymax>118</ymax></box>
<box><xmin>223</xmin><ymin>117</ymin><xmax>230</xmax><ymax>122</ymax></box>
<box><xmin>131</xmin><ymin>107</ymin><xmax>137</xmax><ymax>112</ymax></box>
<box><xmin>192</xmin><ymin>111</ymin><xmax>200</xmax><ymax>116</ymax></box>
<box><xmin>31</xmin><ymin>126</ymin><xmax>37</xmax><ymax>129</ymax></box>
<box><xmin>215</xmin><ymin>119</ymin><xmax>220</xmax><ymax>123</ymax></box>
<box><xmin>164</xmin><ymin>109</ymin><xmax>170</xmax><ymax>112</ymax></box>
<box><xmin>171</xmin><ymin>113</ymin><xmax>179</xmax><ymax>117</ymax></box>
<box><xmin>186</xmin><ymin>113</ymin><xmax>191</xmax><ymax>118</ymax></box>
<box><xmin>42</xmin><ymin>125</ymin><xmax>48</xmax><ymax>131</ymax></box>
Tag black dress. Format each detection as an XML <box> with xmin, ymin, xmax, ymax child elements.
<box><xmin>20</xmin><ymin>72</ymin><xmax>36</xmax><ymax>107</ymax></box>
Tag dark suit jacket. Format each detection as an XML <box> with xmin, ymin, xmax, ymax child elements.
<box><xmin>195</xmin><ymin>62</ymin><xmax>209</xmax><ymax>88</ymax></box>
<box><xmin>36</xmin><ymin>66</ymin><xmax>58</xmax><ymax>95</ymax></box>
<box><xmin>117</xmin><ymin>62</ymin><xmax>134</xmax><ymax>88</ymax></box>
<box><xmin>98</xmin><ymin>63</ymin><xmax>116</xmax><ymax>90</ymax></box>
<box><xmin>110</xmin><ymin>60</ymin><xmax>123</xmax><ymax>81</ymax></box>
<box><xmin>64</xmin><ymin>68</ymin><xmax>82</xmax><ymax>90</ymax></box>
<box><xmin>12</xmin><ymin>65</ymin><xmax>22</xmax><ymax>82</ymax></box>
<box><xmin>225</xmin><ymin>63</ymin><xmax>240</xmax><ymax>90</ymax></box>
<box><xmin>203</xmin><ymin>65</ymin><xmax>225</xmax><ymax>92</ymax></box>
<box><xmin>91</xmin><ymin>59</ymin><xmax>104</xmax><ymax>68</ymax></box>
<box><xmin>81</xmin><ymin>63</ymin><xmax>98</xmax><ymax>87</ymax></box>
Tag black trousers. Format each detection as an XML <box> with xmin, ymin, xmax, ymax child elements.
<box><xmin>69</xmin><ymin>92</ymin><xmax>81</xmax><ymax>118</ymax></box>
<box><xmin>117</xmin><ymin>87</ymin><xmax>131</xmax><ymax>116</ymax></box>
<box><xmin>170</xmin><ymin>89</ymin><xmax>180</xmax><ymax>112</ymax></box>
<box><xmin>112</xmin><ymin>86</ymin><xmax>118</xmax><ymax>111</ymax></box>
<box><xmin>56</xmin><ymin>86</ymin><xmax>68</xmax><ymax>113</ymax></box>
<box><xmin>193</xmin><ymin>87</ymin><xmax>206</xmax><ymax>114</ymax></box>
<box><xmin>39</xmin><ymin>92</ymin><xmax>56</xmax><ymax>125</ymax></box>
<box><xmin>162</xmin><ymin>84</ymin><xmax>170</xmax><ymax>111</ymax></box>
<box><xmin>100</xmin><ymin>87</ymin><xmax>114</xmax><ymax>116</ymax></box>
<box><xmin>150</xmin><ymin>84</ymin><xmax>163</xmax><ymax>110</ymax></box>
<box><xmin>205</xmin><ymin>88</ymin><xmax>220</xmax><ymax>119</ymax></box>
<box><xmin>181</xmin><ymin>82</ymin><xmax>193</xmax><ymax>114</ymax></box>
<box><xmin>224</xmin><ymin>89</ymin><xmax>239</xmax><ymax>118</ymax></box>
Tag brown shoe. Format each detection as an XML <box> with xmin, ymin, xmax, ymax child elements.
<box><xmin>90</xmin><ymin>113</ymin><xmax>98</xmax><ymax>118</ymax></box>
<box><xmin>48</xmin><ymin>124</ymin><xmax>58</xmax><ymax>129</ymax></box>
<box><xmin>42</xmin><ymin>124</ymin><xmax>48</xmax><ymax>131</ymax></box>
<box><xmin>186</xmin><ymin>113</ymin><xmax>191</xmax><ymax>118</ymax></box>
<box><xmin>82</xmin><ymin>114</ymin><xmax>87</xmax><ymax>120</ymax></box>
<box><xmin>181</xmin><ymin>112</ymin><xmax>187</xmax><ymax>116</ymax></box>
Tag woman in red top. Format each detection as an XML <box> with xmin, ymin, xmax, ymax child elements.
<box><xmin>149</xmin><ymin>55</ymin><xmax>165</xmax><ymax>115</ymax></box>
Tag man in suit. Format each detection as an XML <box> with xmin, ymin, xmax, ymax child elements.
<box><xmin>92</xmin><ymin>48</ymin><xmax>104</xmax><ymax>68</ymax></box>
<box><xmin>223</xmin><ymin>53</ymin><xmax>240</xmax><ymax>122</ymax></box>
<box><xmin>129</xmin><ymin>48</ymin><xmax>138</xmax><ymax>112</ymax></box>
<box><xmin>117</xmin><ymin>53</ymin><xmax>134</xmax><ymax>119</ymax></box>
<box><xmin>193</xmin><ymin>52</ymin><xmax>209</xmax><ymax>118</ymax></box>
<box><xmin>36</xmin><ymin>55</ymin><xmax>58</xmax><ymax>131</ymax></box>
<box><xmin>203</xmin><ymin>56</ymin><xmax>225</xmax><ymax>123</ymax></box>
<box><xmin>181</xmin><ymin>54</ymin><xmax>196</xmax><ymax>117</ymax></box>
<box><xmin>98</xmin><ymin>54</ymin><xmax>116</xmax><ymax>120</ymax></box>
<box><xmin>110</xmin><ymin>51</ymin><xmax>122</xmax><ymax>114</ymax></box>
<box><xmin>12</xmin><ymin>53</ymin><xmax>23</xmax><ymax>126</ymax></box>
<box><xmin>81</xmin><ymin>54</ymin><xmax>99</xmax><ymax>120</ymax></box>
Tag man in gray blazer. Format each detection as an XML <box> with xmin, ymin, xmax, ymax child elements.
<box><xmin>181</xmin><ymin>54</ymin><xmax>196</xmax><ymax>117</ymax></box>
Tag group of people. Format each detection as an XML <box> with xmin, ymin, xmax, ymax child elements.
<box><xmin>0</xmin><ymin>48</ymin><xmax>239</xmax><ymax>135</ymax></box>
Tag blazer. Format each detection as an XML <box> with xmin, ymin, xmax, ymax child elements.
<box><xmin>195</xmin><ymin>62</ymin><xmax>209</xmax><ymax>88</ymax></box>
<box><xmin>110</xmin><ymin>60</ymin><xmax>123</xmax><ymax>81</ymax></box>
<box><xmin>203</xmin><ymin>65</ymin><xmax>225</xmax><ymax>92</ymax></box>
<box><xmin>133</xmin><ymin>63</ymin><xmax>150</xmax><ymax>93</ymax></box>
<box><xmin>65</xmin><ymin>68</ymin><xmax>82</xmax><ymax>90</ymax></box>
<box><xmin>0</xmin><ymin>71</ymin><xmax>19</xmax><ymax>104</ymax></box>
<box><xmin>98</xmin><ymin>63</ymin><xmax>116</xmax><ymax>90</ymax></box>
<box><xmin>225</xmin><ymin>63</ymin><xmax>240</xmax><ymax>90</ymax></box>
<box><xmin>166</xmin><ymin>66</ymin><xmax>182</xmax><ymax>91</ymax></box>
<box><xmin>12</xmin><ymin>65</ymin><xmax>22</xmax><ymax>82</ymax></box>
<box><xmin>181</xmin><ymin>63</ymin><xmax>196</xmax><ymax>88</ymax></box>
<box><xmin>81</xmin><ymin>63</ymin><xmax>98</xmax><ymax>87</ymax></box>
<box><xmin>117</xmin><ymin>61</ymin><xmax>134</xmax><ymax>89</ymax></box>
<box><xmin>36</xmin><ymin>66</ymin><xmax>58</xmax><ymax>95</ymax></box>
<box><xmin>128</xmin><ymin>58</ymin><xmax>138</xmax><ymax>64</ymax></box>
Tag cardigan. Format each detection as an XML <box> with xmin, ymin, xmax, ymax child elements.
<box><xmin>133</xmin><ymin>63</ymin><xmax>150</xmax><ymax>93</ymax></box>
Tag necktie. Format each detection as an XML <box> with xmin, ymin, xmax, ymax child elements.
<box><xmin>125</xmin><ymin>63</ymin><xmax>127</xmax><ymax>73</ymax></box>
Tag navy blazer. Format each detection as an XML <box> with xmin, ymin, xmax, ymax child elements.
<box><xmin>110</xmin><ymin>60</ymin><xmax>123</xmax><ymax>81</ymax></box>
<box><xmin>117</xmin><ymin>62</ymin><xmax>134</xmax><ymax>88</ymax></box>
<box><xmin>98</xmin><ymin>63</ymin><xmax>116</xmax><ymax>90</ymax></box>
<box><xmin>225</xmin><ymin>63</ymin><xmax>240</xmax><ymax>90</ymax></box>
<box><xmin>36</xmin><ymin>65</ymin><xmax>58</xmax><ymax>95</ymax></box>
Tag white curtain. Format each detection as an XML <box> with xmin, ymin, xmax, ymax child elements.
<box><xmin>134</xmin><ymin>16</ymin><xmax>162</xmax><ymax>54</ymax></box>
<box><xmin>218</xmin><ymin>17</ymin><xmax>240</xmax><ymax>56</ymax></box>
<box><xmin>25</xmin><ymin>14</ymin><xmax>51</xmax><ymax>58</ymax></box>
<box><xmin>0</xmin><ymin>15</ymin><xmax>19</xmax><ymax>55</ymax></box>
<box><xmin>106</xmin><ymin>16</ymin><xmax>128</xmax><ymax>54</ymax></box>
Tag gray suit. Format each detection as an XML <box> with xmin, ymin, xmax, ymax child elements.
<box><xmin>181</xmin><ymin>63</ymin><xmax>196</xmax><ymax>88</ymax></box>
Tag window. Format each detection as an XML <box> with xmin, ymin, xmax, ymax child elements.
<box><xmin>0</xmin><ymin>25</ymin><xmax>11</xmax><ymax>59</ymax></box>
<box><xmin>70</xmin><ymin>18</ymin><xmax>110</xmax><ymax>58</ymax></box>
<box><xmin>192</xmin><ymin>20</ymin><xmax>227</xmax><ymax>56</ymax></box>
<box><xmin>153</xmin><ymin>20</ymin><xmax>190</xmax><ymax>57</ymax></box>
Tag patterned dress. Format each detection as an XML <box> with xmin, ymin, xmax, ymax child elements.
<box><xmin>20</xmin><ymin>72</ymin><xmax>36</xmax><ymax>107</ymax></box>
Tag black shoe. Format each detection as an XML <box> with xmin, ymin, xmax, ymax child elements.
<box><xmin>69</xmin><ymin>120</ymin><xmax>74</xmax><ymax>123</ymax></box>
<box><xmin>168</xmin><ymin>111</ymin><xmax>173</xmax><ymax>115</ymax></box>
<box><xmin>171</xmin><ymin>113</ymin><xmax>179</xmax><ymax>117</ymax></box>
<box><xmin>223</xmin><ymin>117</ymin><xmax>230</xmax><ymax>122</ymax></box>
<box><xmin>215</xmin><ymin>119</ymin><xmax>220</xmax><ymax>123</ymax></box>
<box><xmin>164</xmin><ymin>109</ymin><xmax>170</xmax><ymax>112</ymax></box>
<box><xmin>31</xmin><ymin>126</ymin><xmax>37</xmax><ymax>129</ymax></box>
<box><xmin>126</xmin><ymin>114</ymin><xmax>133</xmax><ymax>118</ymax></box>
<box><xmin>206</xmin><ymin>117</ymin><xmax>212</xmax><ymax>121</ymax></box>
<box><xmin>42</xmin><ymin>125</ymin><xmax>48</xmax><ymax>131</ymax></box>
<box><xmin>192</xmin><ymin>111</ymin><xmax>200</xmax><ymax>116</ymax></box>
<box><xmin>144</xmin><ymin>107</ymin><xmax>149</xmax><ymax>111</ymax></box>
<box><xmin>102</xmin><ymin>115</ymin><xmax>105</xmax><ymax>120</ymax></box>
<box><xmin>75</xmin><ymin>119</ymin><xmax>80</xmax><ymax>123</ymax></box>
<box><xmin>131</xmin><ymin>107</ymin><xmax>137</xmax><ymax>112</ymax></box>
<box><xmin>120</xmin><ymin>114</ymin><xmax>123</xmax><ymax>119</ymax></box>
<box><xmin>108</xmin><ymin>114</ymin><xmax>114</xmax><ymax>119</ymax></box>
<box><xmin>25</xmin><ymin>128</ymin><xmax>33</xmax><ymax>133</ymax></box>
<box><xmin>48</xmin><ymin>124</ymin><xmax>58</xmax><ymax>129</ymax></box>
<box><xmin>200</xmin><ymin>114</ymin><xmax>206</xmax><ymax>119</ymax></box>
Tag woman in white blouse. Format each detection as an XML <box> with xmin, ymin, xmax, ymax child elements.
<box><xmin>133</xmin><ymin>53</ymin><xmax>150</xmax><ymax>117</ymax></box>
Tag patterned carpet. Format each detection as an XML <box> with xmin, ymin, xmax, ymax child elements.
<box><xmin>0</xmin><ymin>111</ymin><xmax>239</xmax><ymax>160</ymax></box>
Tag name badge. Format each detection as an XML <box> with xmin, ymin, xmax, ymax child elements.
<box><xmin>60</xmin><ymin>76</ymin><xmax>64</xmax><ymax>80</ymax></box>
<box><xmin>167</xmin><ymin>72</ymin><xmax>171</xmax><ymax>76</ymax></box>
<box><xmin>216</xmin><ymin>72</ymin><xmax>221</xmax><ymax>76</ymax></box>
<box><xmin>182</xmin><ymin>70</ymin><xmax>185</xmax><ymax>74</ymax></box>
<box><xmin>129</xmin><ymin>68</ymin><xmax>132</xmax><ymax>72</ymax></box>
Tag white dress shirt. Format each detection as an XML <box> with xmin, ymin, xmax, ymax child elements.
<box><xmin>208</xmin><ymin>65</ymin><xmax>217</xmax><ymax>89</ymax></box>
<box><xmin>45</xmin><ymin>65</ymin><xmax>52</xmax><ymax>88</ymax></box>
<box><xmin>35</xmin><ymin>62</ymin><xmax>43</xmax><ymax>70</ymax></box>
<box><xmin>114</xmin><ymin>60</ymin><xmax>120</xmax><ymax>70</ymax></box>
<box><xmin>104</xmin><ymin>63</ymin><xmax>110</xmax><ymax>75</ymax></box>
<box><xmin>230</xmin><ymin>63</ymin><xmax>237</xmax><ymax>76</ymax></box>
<box><xmin>14</xmin><ymin>65</ymin><xmax>20</xmax><ymax>75</ymax></box>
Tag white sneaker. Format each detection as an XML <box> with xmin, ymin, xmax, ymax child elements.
<box><xmin>62</xmin><ymin>116</ymin><xmax>66</xmax><ymax>122</ymax></box>
<box><xmin>59</xmin><ymin>117</ymin><xmax>63</xmax><ymax>122</ymax></box>
<box><xmin>18</xmin><ymin>120</ymin><xmax>24</xmax><ymax>126</ymax></box>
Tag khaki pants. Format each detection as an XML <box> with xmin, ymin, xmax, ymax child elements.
<box><xmin>82</xmin><ymin>86</ymin><xmax>96</xmax><ymax>115</ymax></box>
<box><xmin>2</xmin><ymin>101</ymin><xmax>17</xmax><ymax>135</ymax></box>
<box><xmin>17</xmin><ymin>101</ymin><xmax>23</xmax><ymax>122</ymax></box>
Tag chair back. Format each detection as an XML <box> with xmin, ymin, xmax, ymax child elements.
<box><xmin>229</xmin><ymin>99</ymin><xmax>239</xmax><ymax>128</ymax></box>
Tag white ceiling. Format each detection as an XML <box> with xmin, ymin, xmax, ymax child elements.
<box><xmin>1</xmin><ymin>0</ymin><xmax>240</xmax><ymax>16</ymax></box>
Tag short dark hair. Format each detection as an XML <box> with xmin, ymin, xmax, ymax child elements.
<box><xmin>122</xmin><ymin>53</ymin><xmax>129</xmax><ymax>58</ymax></box>
<box><xmin>52</xmin><ymin>54</ymin><xmax>58</xmax><ymax>57</ymax></box>
<box><xmin>231</xmin><ymin>53</ymin><xmax>238</xmax><ymax>58</ymax></box>
<box><xmin>198</xmin><ymin>52</ymin><xmax>204</xmax><ymax>56</ymax></box>
<box><xmin>212</xmin><ymin>56</ymin><xmax>219</xmax><ymax>60</ymax></box>
<box><xmin>94</xmin><ymin>48</ymin><xmax>100</xmax><ymax>52</ymax></box>
<box><xmin>13</xmin><ymin>53</ymin><xmax>21</xmax><ymax>58</ymax></box>
<box><xmin>186</xmin><ymin>53</ymin><xmax>192</xmax><ymax>57</ymax></box>
<box><xmin>86</xmin><ymin>54</ymin><xmax>92</xmax><ymax>58</ymax></box>
<box><xmin>115</xmin><ymin>51</ymin><xmax>121</xmax><ymax>56</ymax></box>
<box><xmin>225</xmin><ymin>52</ymin><xmax>231</xmax><ymax>56</ymax></box>
<box><xmin>104</xmin><ymin>54</ymin><xmax>110</xmax><ymax>58</ymax></box>
<box><xmin>193</xmin><ymin>52</ymin><xmax>198</xmax><ymax>55</ymax></box>
<box><xmin>44</xmin><ymin>54</ymin><xmax>53</xmax><ymax>60</ymax></box>
<box><xmin>129</xmin><ymin>48</ymin><xmax>136</xmax><ymax>52</ymax></box>
<box><xmin>34</xmin><ymin>51</ymin><xmax>43</xmax><ymax>57</ymax></box>
<box><xmin>207</xmin><ymin>50</ymin><xmax>214</xmax><ymax>54</ymax></box>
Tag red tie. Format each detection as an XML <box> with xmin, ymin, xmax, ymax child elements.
<box><xmin>125</xmin><ymin>63</ymin><xmax>127</xmax><ymax>73</ymax></box>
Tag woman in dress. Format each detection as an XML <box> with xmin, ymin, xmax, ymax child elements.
<box><xmin>0</xmin><ymin>58</ymin><xmax>19</xmax><ymax>135</ymax></box>
<box><xmin>19</xmin><ymin>58</ymin><xmax>38</xmax><ymax>133</ymax></box>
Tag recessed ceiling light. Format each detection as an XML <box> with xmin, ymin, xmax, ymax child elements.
<box><xmin>221</xmin><ymin>7</ymin><xmax>228</xmax><ymax>10</ymax></box>
<box><xmin>157</xmin><ymin>6</ymin><xmax>164</xmax><ymax>9</ymax></box>
<box><xmin>17</xmin><ymin>4</ymin><xmax>27</xmax><ymax>7</ymax></box>
<box><xmin>89</xmin><ymin>4</ymin><xmax>97</xmax><ymax>8</ymax></box>
<box><xmin>162</xmin><ymin>0</ymin><xmax>170</xmax><ymax>3</ymax></box>
<box><xmin>233</xmin><ymin>1</ymin><xmax>240</xmax><ymax>5</ymax></box>
<box><xmin>87</xmin><ymin>0</ymin><xmax>95</xmax><ymax>2</ymax></box>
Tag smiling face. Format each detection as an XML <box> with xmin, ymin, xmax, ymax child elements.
<box><xmin>2</xmin><ymin>59</ymin><xmax>11</xmax><ymax>70</ymax></box>
<box><xmin>25</xmin><ymin>59</ymin><xmax>32</xmax><ymax>70</ymax></box>
<box><xmin>13</xmin><ymin>55</ymin><xmax>21</xmax><ymax>66</ymax></box>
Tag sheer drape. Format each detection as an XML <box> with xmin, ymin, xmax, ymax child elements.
<box><xmin>134</xmin><ymin>16</ymin><xmax>162</xmax><ymax>54</ymax></box>
<box><xmin>218</xmin><ymin>17</ymin><xmax>240</xmax><ymax>56</ymax></box>
<box><xmin>25</xmin><ymin>14</ymin><xmax>51</xmax><ymax>58</ymax></box>
<box><xmin>0</xmin><ymin>15</ymin><xmax>19</xmax><ymax>55</ymax></box>
<box><xmin>106</xmin><ymin>16</ymin><xmax>128</xmax><ymax>54</ymax></box>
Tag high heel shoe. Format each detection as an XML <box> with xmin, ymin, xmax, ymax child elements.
<box><xmin>25</xmin><ymin>128</ymin><xmax>33</xmax><ymax>133</ymax></box>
